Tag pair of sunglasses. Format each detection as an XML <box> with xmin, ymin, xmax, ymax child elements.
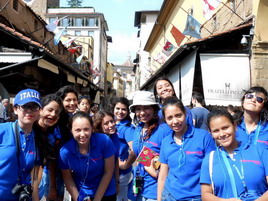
<box><xmin>245</xmin><ymin>93</ymin><xmax>265</xmax><ymax>104</ymax></box>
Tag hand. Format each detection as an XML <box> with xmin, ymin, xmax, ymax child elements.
<box><xmin>226</xmin><ymin>199</ymin><xmax>242</xmax><ymax>201</ymax></box>
<box><xmin>144</xmin><ymin>159</ymin><xmax>158</xmax><ymax>178</ymax></box>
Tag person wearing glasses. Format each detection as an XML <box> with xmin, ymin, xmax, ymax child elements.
<box><xmin>236</xmin><ymin>86</ymin><xmax>268</xmax><ymax>146</ymax></box>
<box><xmin>0</xmin><ymin>89</ymin><xmax>41</xmax><ymax>201</ymax></box>
<box><xmin>200</xmin><ymin>108</ymin><xmax>268</xmax><ymax>201</ymax></box>
<box><xmin>157</xmin><ymin>96</ymin><xmax>215</xmax><ymax>201</ymax></box>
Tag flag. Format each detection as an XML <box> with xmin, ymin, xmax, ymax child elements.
<box><xmin>76</xmin><ymin>54</ymin><xmax>84</xmax><ymax>64</ymax></box>
<box><xmin>68</xmin><ymin>46</ymin><xmax>81</xmax><ymax>54</ymax></box>
<box><xmin>183</xmin><ymin>15</ymin><xmax>201</xmax><ymax>39</ymax></box>
<box><xmin>46</xmin><ymin>16</ymin><xmax>69</xmax><ymax>33</ymax></box>
<box><xmin>61</xmin><ymin>37</ymin><xmax>77</xmax><ymax>48</ymax></box>
<box><xmin>46</xmin><ymin>20</ymin><xmax>59</xmax><ymax>33</ymax></box>
<box><xmin>203</xmin><ymin>0</ymin><xmax>221</xmax><ymax>19</ymax></box>
<box><xmin>162</xmin><ymin>41</ymin><xmax>174</xmax><ymax>56</ymax></box>
<box><xmin>54</xmin><ymin>27</ymin><xmax>67</xmax><ymax>45</ymax></box>
<box><xmin>170</xmin><ymin>25</ymin><xmax>185</xmax><ymax>47</ymax></box>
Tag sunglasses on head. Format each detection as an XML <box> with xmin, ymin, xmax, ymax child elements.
<box><xmin>245</xmin><ymin>93</ymin><xmax>265</xmax><ymax>104</ymax></box>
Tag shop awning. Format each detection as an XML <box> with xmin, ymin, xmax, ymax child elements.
<box><xmin>0</xmin><ymin>52</ymin><xmax>32</xmax><ymax>63</ymax></box>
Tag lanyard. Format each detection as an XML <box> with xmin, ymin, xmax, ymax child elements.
<box><xmin>252</xmin><ymin>121</ymin><xmax>261</xmax><ymax>145</ymax></box>
<box><xmin>220</xmin><ymin>150</ymin><xmax>239</xmax><ymax>198</ymax></box>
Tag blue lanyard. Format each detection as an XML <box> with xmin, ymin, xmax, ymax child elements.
<box><xmin>220</xmin><ymin>150</ymin><xmax>239</xmax><ymax>198</ymax></box>
<box><xmin>252</xmin><ymin>122</ymin><xmax>262</xmax><ymax>145</ymax></box>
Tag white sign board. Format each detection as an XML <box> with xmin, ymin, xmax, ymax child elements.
<box><xmin>200</xmin><ymin>53</ymin><xmax>250</xmax><ymax>106</ymax></box>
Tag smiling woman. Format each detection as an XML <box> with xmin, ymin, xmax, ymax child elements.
<box><xmin>200</xmin><ymin>108</ymin><xmax>268</xmax><ymax>201</ymax></box>
<box><xmin>58</xmin><ymin>111</ymin><xmax>116</xmax><ymax>201</ymax></box>
<box><xmin>235</xmin><ymin>86</ymin><xmax>268</xmax><ymax>146</ymax></box>
<box><xmin>157</xmin><ymin>96</ymin><xmax>215</xmax><ymax>201</ymax></box>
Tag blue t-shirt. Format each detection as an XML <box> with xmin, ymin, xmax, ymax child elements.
<box><xmin>200</xmin><ymin>144</ymin><xmax>268</xmax><ymax>199</ymax></box>
<box><xmin>236</xmin><ymin>119</ymin><xmax>268</xmax><ymax>146</ymax></box>
<box><xmin>116</xmin><ymin>119</ymin><xmax>135</xmax><ymax>175</ymax></box>
<box><xmin>58</xmin><ymin>133</ymin><xmax>116</xmax><ymax>197</ymax></box>
<box><xmin>0</xmin><ymin>121</ymin><xmax>38</xmax><ymax>201</ymax></box>
<box><xmin>109</xmin><ymin>133</ymin><xmax>120</xmax><ymax>159</ymax></box>
<box><xmin>191</xmin><ymin>107</ymin><xmax>210</xmax><ymax>130</ymax></box>
<box><xmin>160</xmin><ymin>125</ymin><xmax>215</xmax><ymax>200</ymax></box>
<box><xmin>132</xmin><ymin>122</ymin><xmax>173</xmax><ymax>199</ymax></box>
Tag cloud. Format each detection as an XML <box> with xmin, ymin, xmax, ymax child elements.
<box><xmin>108</xmin><ymin>32</ymin><xmax>139</xmax><ymax>65</ymax></box>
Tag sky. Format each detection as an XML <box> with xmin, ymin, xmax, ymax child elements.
<box><xmin>60</xmin><ymin>0</ymin><xmax>164</xmax><ymax>65</ymax></box>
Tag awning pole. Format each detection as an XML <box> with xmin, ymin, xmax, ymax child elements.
<box><xmin>0</xmin><ymin>55</ymin><xmax>44</xmax><ymax>72</ymax></box>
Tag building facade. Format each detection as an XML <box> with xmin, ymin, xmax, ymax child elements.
<box><xmin>134</xmin><ymin>10</ymin><xmax>159</xmax><ymax>88</ymax></box>
<box><xmin>136</xmin><ymin>0</ymin><xmax>268</xmax><ymax>106</ymax></box>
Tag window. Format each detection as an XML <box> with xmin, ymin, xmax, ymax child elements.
<box><xmin>86</xmin><ymin>18</ymin><xmax>98</xmax><ymax>27</ymax></box>
<box><xmin>62</xmin><ymin>18</ymin><xmax>69</xmax><ymax>27</ymax></box>
<box><xmin>88</xmin><ymin>31</ymin><xmax>94</xmax><ymax>37</ymax></box>
<box><xmin>75</xmin><ymin>18</ymin><xmax>83</xmax><ymax>26</ymax></box>
<box><xmin>49</xmin><ymin>17</ymin><xmax>56</xmax><ymax>24</ymax></box>
<box><xmin>13</xmin><ymin>0</ymin><xmax>19</xmax><ymax>11</ymax></box>
<box><xmin>75</xmin><ymin>30</ymin><xmax>81</xmax><ymax>36</ymax></box>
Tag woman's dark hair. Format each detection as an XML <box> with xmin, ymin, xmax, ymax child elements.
<box><xmin>207</xmin><ymin>108</ymin><xmax>234</xmax><ymax>132</ymax></box>
<box><xmin>35</xmin><ymin>93</ymin><xmax>63</xmax><ymax>166</ymax></box>
<box><xmin>41</xmin><ymin>93</ymin><xmax>63</xmax><ymax>111</ymax></box>
<box><xmin>162</xmin><ymin>96</ymin><xmax>186</xmax><ymax>119</ymax></box>
<box><xmin>111</xmin><ymin>97</ymin><xmax>132</xmax><ymax>123</ymax></box>
<box><xmin>56</xmin><ymin>85</ymin><xmax>79</xmax><ymax>142</ymax></box>
<box><xmin>92</xmin><ymin>110</ymin><xmax>114</xmax><ymax>133</ymax></box>
<box><xmin>133</xmin><ymin>105</ymin><xmax>159</xmax><ymax>140</ymax></box>
<box><xmin>237</xmin><ymin>86</ymin><xmax>268</xmax><ymax>124</ymax></box>
<box><xmin>69</xmin><ymin>111</ymin><xmax>93</xmax><ymax>130</ymax></box>
<box><xmin>153</xmin><ymin>76</ymin><xmax>176</xmax><ymax>103</ymax></box>
<box><xmin>56</xmin><ymin>85</ymin><xmax>79</xmax><ymax>100</ymax></box>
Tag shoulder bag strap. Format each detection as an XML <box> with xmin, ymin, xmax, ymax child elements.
<box><xmin>13</xmin><ymin>121</ymin><xmax>22</xmax><ymax>183</ymax></box>
<box><xmin>209</xmin><ymin>150</ymin><xmax>215</xmax><ymax>194</ymax></box>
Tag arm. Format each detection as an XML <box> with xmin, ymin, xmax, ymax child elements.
<box><xmin>115</xmin><ymin>159</ymin><xmax>120</xmax><ymax>195</ymax></box>
<box><xmin>255</xmin><ymin>176</ymin><xmax>268</xmax><ymax>201</ymax></box>
<box><xmin>31</xmin><ymin>166</ymin><xmax>41</xmax><ymax>201</ymax></box>
<box><xmin>119</xmin><ymin>141</ymin><xmax>136</xmax><ymax>170</ymax></box>
<box><xmin>48</xmin><ymin>162</ymin><xmax>57</xmax><ymax>200</ymax></box>
<box><xmin>157</xmin><ymin>163</ymin><xmax>168</xmax><ymax>201</ymax></box>
<box><xmin>93</xmin><ymin>155</ymin><xmax>115</xmax><ymax>201</ymax></box>
<box><xmin>201</xmin><ymin>183</ymin><xmax>241</xmax><ymax>201</ymax></box>
<box><xmin>62</xmin><ymin>169</ymin><xmax>79</xmax><ymax>201</ymax></box>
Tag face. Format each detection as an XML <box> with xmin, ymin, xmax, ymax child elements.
<box><xmin>39</xmin><ymin>101</ymin><xmax>61</xmax><ymax>129</ymax></box>
<box><xmin>63</xmin><ymin>92</ymin><xmax>78</xmax><ymax>113</ymax></box>
<box><xmin>156</xmin><ymin>80</ymin><xmax>174</xmax><ymax>101</ymax></box>
<box><xmin>164</xmin><ymin>105</ymin><xmax>187</xmax><ymax>135</ymax></box>
<box><xmin>209</xmin><ymin>116</ymin><xmax>236</xmax><ymax>149</ymax></box>
<box><xmin>79</xmin><ymin>99</ymin><xmax>90</xmax><ymax>113</ymax></box>
<box><xmin>243</xmin><ymin>92</ymin><xmax>266</xmax><ymax>113</ymax></box>
<box><xmin>135</xmin><ymin>105</ymin><xmax>155</xmax><ymax>124</ymax></box>
<box><xmin>14</xmin><ymin>102</ymin><xmax>40</xmax><ymax>126</ymax></box>
<box><xmin>72</xmin><ymin>117</ymin><xmax>92</xmax><ymax>147</ymax></box>
<box><xmin>101</xmin><ymin>115</ymin><xmax>116</xmax><ymax>135</ymax></box>
<box><xmin>114</xmin><ymin>102</ymin><xmax>128</xmax><ymax>121</ymax></box>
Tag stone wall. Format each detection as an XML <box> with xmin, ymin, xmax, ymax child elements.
<box><xmin>201</xmin><ymin>0</ymin><xmax>253</xmax><ymax>37</ymax></box>
<box><xmin>251</xmin><ymin>41</ymin><xmax>268</xmax><ymax>88</ymax></box>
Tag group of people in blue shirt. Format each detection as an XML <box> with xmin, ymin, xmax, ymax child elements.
<box><xmin>1</xmin><ymin>77</ymin><xmax>268</xmax><ymax>201</ymax></box>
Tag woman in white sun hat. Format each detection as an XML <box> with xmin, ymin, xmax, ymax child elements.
<box><xmin>129</xmin><ymin>91</ymin><xmax>172</xmax><ymax>201</ymax></box>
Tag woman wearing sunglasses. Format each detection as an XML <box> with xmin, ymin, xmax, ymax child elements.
<box><xmin>157</xmin><ymin>96</ymin><xmax>215</xmax><ymax>201</ymax></box>
<box><xmin>236</xmin><ymin>86</ymin><xmax>268</xmax><ymax>146</ymax></box>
